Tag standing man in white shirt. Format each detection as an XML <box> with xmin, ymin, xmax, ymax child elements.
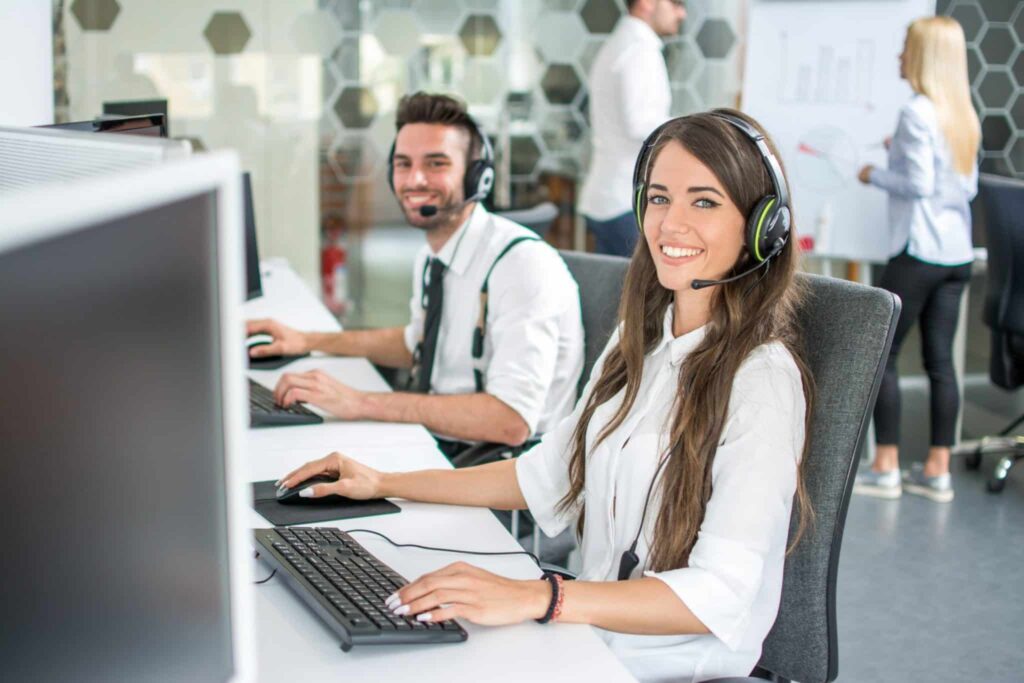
<box><xmin>579</xmin><ymin>0</ymin><xmax>686</xmax><ymax>256</ymax></box>
<box><xmin>248</xmin><ymin>93</ymin><xmax>584</xmax><ymax>461</ymax></box>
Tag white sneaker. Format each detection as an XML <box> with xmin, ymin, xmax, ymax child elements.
<box><xmin>902</xmin><ymin>463</ymin><xmax>954</xmax><ymax>503</ymax></box>
<box><xmin>852</xmin><ymin>468</ymin><xmax>902</xmax><ymax>499</ymax></box>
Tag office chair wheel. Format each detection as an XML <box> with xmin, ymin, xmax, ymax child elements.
<box><xmin>987</xmin><ymin>476</ymin><xmax>1006</xmax><ymax>493</ymax></box>
<box><xmin>964</xmin><ymin>451</ymin><xmax>982</xmax><ymax>470</ymax></box>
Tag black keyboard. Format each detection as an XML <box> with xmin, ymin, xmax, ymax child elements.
<box><xmin>254</xmin><ymin>527</ymin><xmax>468</xmax><ymax>650</ymax></box>
<box><xmin>249</xmin><ymin>378</ymin><xmax>323</xmax><ymax>427</ymax></box>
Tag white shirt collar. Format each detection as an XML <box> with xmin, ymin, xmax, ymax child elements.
<box><xmin>651</xmin><ymin>305</ymin><xmax>707</xmax><ymax>366</ymax></box>
<box><xmin>431</xmin><ymin>203</ymin><xmax>486</xmax><ymax>277</ymax></box>
<box><xmin>620</xmin><ymin>15</ymin><xmax>663</xmax><ymax>51</ymax></box>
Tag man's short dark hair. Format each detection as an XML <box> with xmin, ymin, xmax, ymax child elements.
<box><xmin>395</xmin><ymin>92</ymin><xmax>482</xmax><ymax>160</ymax></box>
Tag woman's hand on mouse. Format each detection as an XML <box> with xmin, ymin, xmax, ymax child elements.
<box><xmin>246</xmin><ymin>318</ymin><xmax>309</xmax><ymax>357</ymax></box>
<box><xmin>273</xmin><ymin>369</ymin><xmax>366</xmax><ymax>419</ymax></box>
<box><xmin>277</xmin><ymin>452</ymin><xmax>383</xmax><ymax>500</ymax></box>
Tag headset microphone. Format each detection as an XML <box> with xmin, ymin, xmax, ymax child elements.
<box><xmin>690</xmin><ymin>240</ymin><xmax>782</xmax><ymax>290</ymax></box>
<box><xmin>417</xmin><ymin>190</ymin><xmax>486</xmax><ymax>219</ymax></box>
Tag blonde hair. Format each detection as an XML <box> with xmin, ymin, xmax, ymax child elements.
<box><xmin>903</xmin><ymin>16</ymin><xmax>980</xmax><ymax>176</ymax></box>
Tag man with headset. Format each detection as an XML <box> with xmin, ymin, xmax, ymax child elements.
<box><xmin>579</xmin><ymin>0</ymin><xmax>686</xmax><ymax>256</ymax></box>
<box><xmin>248</xmin><ymin>92</ymin><xmax>584</xmax><ymax>460</ymax></box>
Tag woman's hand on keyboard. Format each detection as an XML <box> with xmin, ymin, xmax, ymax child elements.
<box><xmin>277</xmin><ymin>452</ymin><xmax>382</xmax><ymax>500</ymax></box>
<box><xmin>386</xmin><ymin>561</ymin><xmax>550</xmax><ymax>626</ymax></box>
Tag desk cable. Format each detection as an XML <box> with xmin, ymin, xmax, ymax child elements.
<box><xmin>252</xmin><ymin>529</ymin><xmax>542</xmax><ymax>586</ymax></box>
<box><xmin>346</xmin><ymin>528</ymin><xmax>542</xmax><ymax>568</ymax></box>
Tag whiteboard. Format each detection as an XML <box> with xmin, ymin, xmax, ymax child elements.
<box><xmin>742</xmin><ymin>0</ymin><xmax>934</xmax><ymax>262</ymax></box>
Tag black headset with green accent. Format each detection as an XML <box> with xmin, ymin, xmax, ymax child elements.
<box><xmin>630</xmin><ymin>111</ymin><xmax>792</xmax><ymax>288</ymax></box>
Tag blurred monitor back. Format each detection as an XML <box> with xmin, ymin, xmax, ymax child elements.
<box><xmin>242</xmin><ymin>171</ymin><xmax>262</xmax><ymax>300</ymax></box>
<box><xmin>0</xmin><ymin>124</ymin><xmax>187</xmax><ymax>194</ymax></box>
<box><xmin>0</xmin><ymin>153</ymin><xmax>253</xmax><ymax>682</ymax></box>
<box><xmin>103</xmin><ymin>99</ymin><xmax>169</xmax><ymax>136</ymax></box>
<box><xmin>44</xmin><ymin>112</ymin><xmax>167</xmax><ymax>138</ymax></box>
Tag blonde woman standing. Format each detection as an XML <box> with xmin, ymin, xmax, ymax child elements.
<box><xmin>854</xmin><ymin>16</ymin><xmax>980</xmax><ymax>503</ymax></box>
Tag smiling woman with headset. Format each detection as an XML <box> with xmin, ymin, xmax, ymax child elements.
<box><xmin>277</xmin><ymin>109</ymin><xmax>814</xmax><ymax>682</ymax></box>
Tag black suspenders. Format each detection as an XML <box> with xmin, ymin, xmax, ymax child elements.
<box><xmin>472</xmin><ymin>236</ymin><xmax>540</xmax><ymax>392</ymax></box>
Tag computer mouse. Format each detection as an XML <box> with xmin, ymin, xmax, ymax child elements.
<box><xmin>246</xmin><ymin>333</ymin><xmax>273</xmax><ymax>349</ymax></box>
<box><xmin>276</xmin><ymin>474</ymin><xmax>339</xmax><ymax>504</ymax></box>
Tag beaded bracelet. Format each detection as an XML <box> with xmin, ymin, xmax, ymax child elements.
<box><xmin>535</xmin><ymin>572</ymin><xmax>565</xmax><ymax>624</ymax></box>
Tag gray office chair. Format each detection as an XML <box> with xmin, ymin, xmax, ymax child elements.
<box><xmin>956</xmin><ymin>174</ymin><xmax>1024</xmax><ymax>492</ymax></box>
<box><xmin>494</xmin><ymin>201</ymin><xmax>559</xmax><ymax>238</ymax></box>
<box><xmin>558</xmin><ymin>250</ymin><xmax>631</xmax><ymax>397</ymax></box>
<box><xmin>507</xmin><ymin>251</ymin><xmax>630</xmax><ymax>555</ymax></box>
<box><xmin>710</xmin><ymin>273</ymin><xmax>900</xmax><ymax>683</ymax></box>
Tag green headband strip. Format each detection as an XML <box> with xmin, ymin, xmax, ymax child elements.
<box><xmin>753</xmin><ymin>198</ymin><xmax>777</xmax><ymax>262</ymax></box>
<box><xmin>634</xmin><ymin>184</ymin><xmax>645</xmax><ymax>228</ymax></box>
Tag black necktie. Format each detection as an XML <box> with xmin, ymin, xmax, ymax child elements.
<box><xmin>415</xmin><ymin>257</ymin><xmax>446</xmax><ymax>393</ymax></box>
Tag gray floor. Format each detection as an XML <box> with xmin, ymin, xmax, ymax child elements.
<box><xmin>836</xmin><ymin>371</ymin><xmax>1024</xmax><ymax>683</ymax></box>
<box><xmin>839</xmin><ymin>455</ymin><xmax>1024</xmax><ymax>682</ymax></box>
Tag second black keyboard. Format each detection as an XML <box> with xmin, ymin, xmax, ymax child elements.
<box><xmin>254</xmin><ymin>526</ymin><xmax>468</xmax><ymax>650</ymax></box>
<box><xmin>249</xmin><ymin>378</ymin><xmax>323</xmax><ymax>427</ymax></box>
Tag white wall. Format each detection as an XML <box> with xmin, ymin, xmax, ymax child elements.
<box><xmin>0</xmin><ymin>1</ymin><xmax>54</xmax><ymax>125</ymax></box>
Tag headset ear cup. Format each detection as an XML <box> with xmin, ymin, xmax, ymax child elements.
<box><xmin>464</xmin><ymin>159</ymin><xmax>494</xmax><ymax>201</ymax></box>
<box><xmin>746</xmin><ymin>196</ymin><xmax>777</xmax><ymax>262</ymax></box>
<box><xmin>386</xmin><ymin>140</ymin><xmax>396</xmax><ymax>194</ymax></box>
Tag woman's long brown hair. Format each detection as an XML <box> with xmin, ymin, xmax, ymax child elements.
<box><xmin>557</xmin><ymin>110</ymin><xmax>815</xmax><ymax>572</ymax></box>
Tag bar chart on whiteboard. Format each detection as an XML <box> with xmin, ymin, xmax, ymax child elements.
<box><xmin>779</xmin><ymin>33</ymin><xmax>876</xmax><ymax>108</ymax></box>
<box><xmin>743</xmin><ymin>0</ymin><xmax>934</xmax><ymax>263</ymax></box>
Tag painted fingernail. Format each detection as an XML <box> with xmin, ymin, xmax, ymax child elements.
<box><xmin>392</xmin><ymin>605</ymin><xmax>410</xmax><ymax>616</ymax></box>
<box><xmin>298</xmin><ymin>488</ymin><xmax>315</xmax><ymax>498</ymax></box>
<box><xmin>416</xmin><ymin>613</ymin><xmax>433</xmax><ymax>622</ymax></box>
<box><xmin>385</xmin><ymin>592</ymin><xmax>400</xmax><ymax>607</ymax></box>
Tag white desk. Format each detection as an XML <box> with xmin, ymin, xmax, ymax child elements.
<box><xmin>244</xmin><ymin>260</ymin><xmax>636</xmax><ymax>683</ymax></box>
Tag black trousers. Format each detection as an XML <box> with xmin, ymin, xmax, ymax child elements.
<box><xmin>874</xmin><ymin>251</ymin><xmax>971</xmax><ymax>447</ymax></box>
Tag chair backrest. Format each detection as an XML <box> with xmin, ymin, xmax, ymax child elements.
<box><xmin>495</xmin><ymin>201</ymin><xmax>559</xmax><ymax>238</ymax></box>
<box><xmin>558</xmin><ymin>250</ymin><xmax>630</xmax><ymax>397</ymax></box>
<box><xmin>977</xmin><ymin>173</ymin><xmax>1024</xmax><ymax>390</ymax></box>
<box><xmin>757</xmin><ymin>273</ymin><xmax>900</xmax><ymax>683</ymax></box>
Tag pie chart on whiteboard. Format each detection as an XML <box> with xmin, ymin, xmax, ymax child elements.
<box><xmin>793</xmin><ymin>126</ymin><xmax>860</xmax><ymax>194</ymax></box>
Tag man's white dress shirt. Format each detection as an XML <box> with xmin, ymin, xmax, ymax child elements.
<box><xmin>516</xmin><ymin>307</ymin><xmax>806</xmax><ymax>682</ymax></box>
<box><xmin>404</xmin><ymin>204</ymin><xmax>584</xmax><ymax>441</ymax></box>
<box><xmin>579</xmin><ymin>16</ymin><xmax>672</xmax><ymax>221</ymax></box>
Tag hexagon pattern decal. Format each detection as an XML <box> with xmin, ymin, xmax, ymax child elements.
<box><xmin>204</xmin><ymin>12</ymin><xmax>251</xmax><ymax>55</ymax></box>
<box><xmin>70</xmin><ymin>0</ymin><xmax>120</xmax><ymax>31</ymax></box>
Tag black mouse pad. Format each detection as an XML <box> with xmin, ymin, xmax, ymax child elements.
<box><xmin>248</xmin><ymin>353</ymin><xmax>310</xmax><ymax>370</ymax></box>
<box><xmin>251</xmin><ymin>480</ymin><xmax>400</xmax><ymax>526</ymax></box>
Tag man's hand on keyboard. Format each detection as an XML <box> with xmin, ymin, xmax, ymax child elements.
<box><xmin>274</xmin><ymin>369</ymin><xmax>365</xmax><ymax>419</ymax></box>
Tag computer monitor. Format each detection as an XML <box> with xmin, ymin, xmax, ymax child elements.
<box><xmin>103</xmin><ymin>98</ymin><xmax>170</xmax><ymax>136</ymax></box>
<box><xmin>0</xmin><ymin>152</ymin><xmax>253</xmax><ymax>682</ymax></box>
<box><xmin>242</xmin><ymin>171</ymin><xmax>262</xmax><ymax>300</ymax></box>
<box><xmin>0</xmin><ymin>125</ymin><xmax>188</xmax><ymax>194</ymax></box>
<box><xmin>42</xmin><ymin>112</ymin><xmax>167</xmax><ymax>138</ymax></box>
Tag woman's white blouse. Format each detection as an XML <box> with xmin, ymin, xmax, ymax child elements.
<box><xmin>515</xmin><ymin>307</ymin><xmax>806</xmax><ymax>683</ymax></box>
<box><xmin>869</xmin><ymin>94</ymin><xmax>977</xmax><ymax>265</ymax></box>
